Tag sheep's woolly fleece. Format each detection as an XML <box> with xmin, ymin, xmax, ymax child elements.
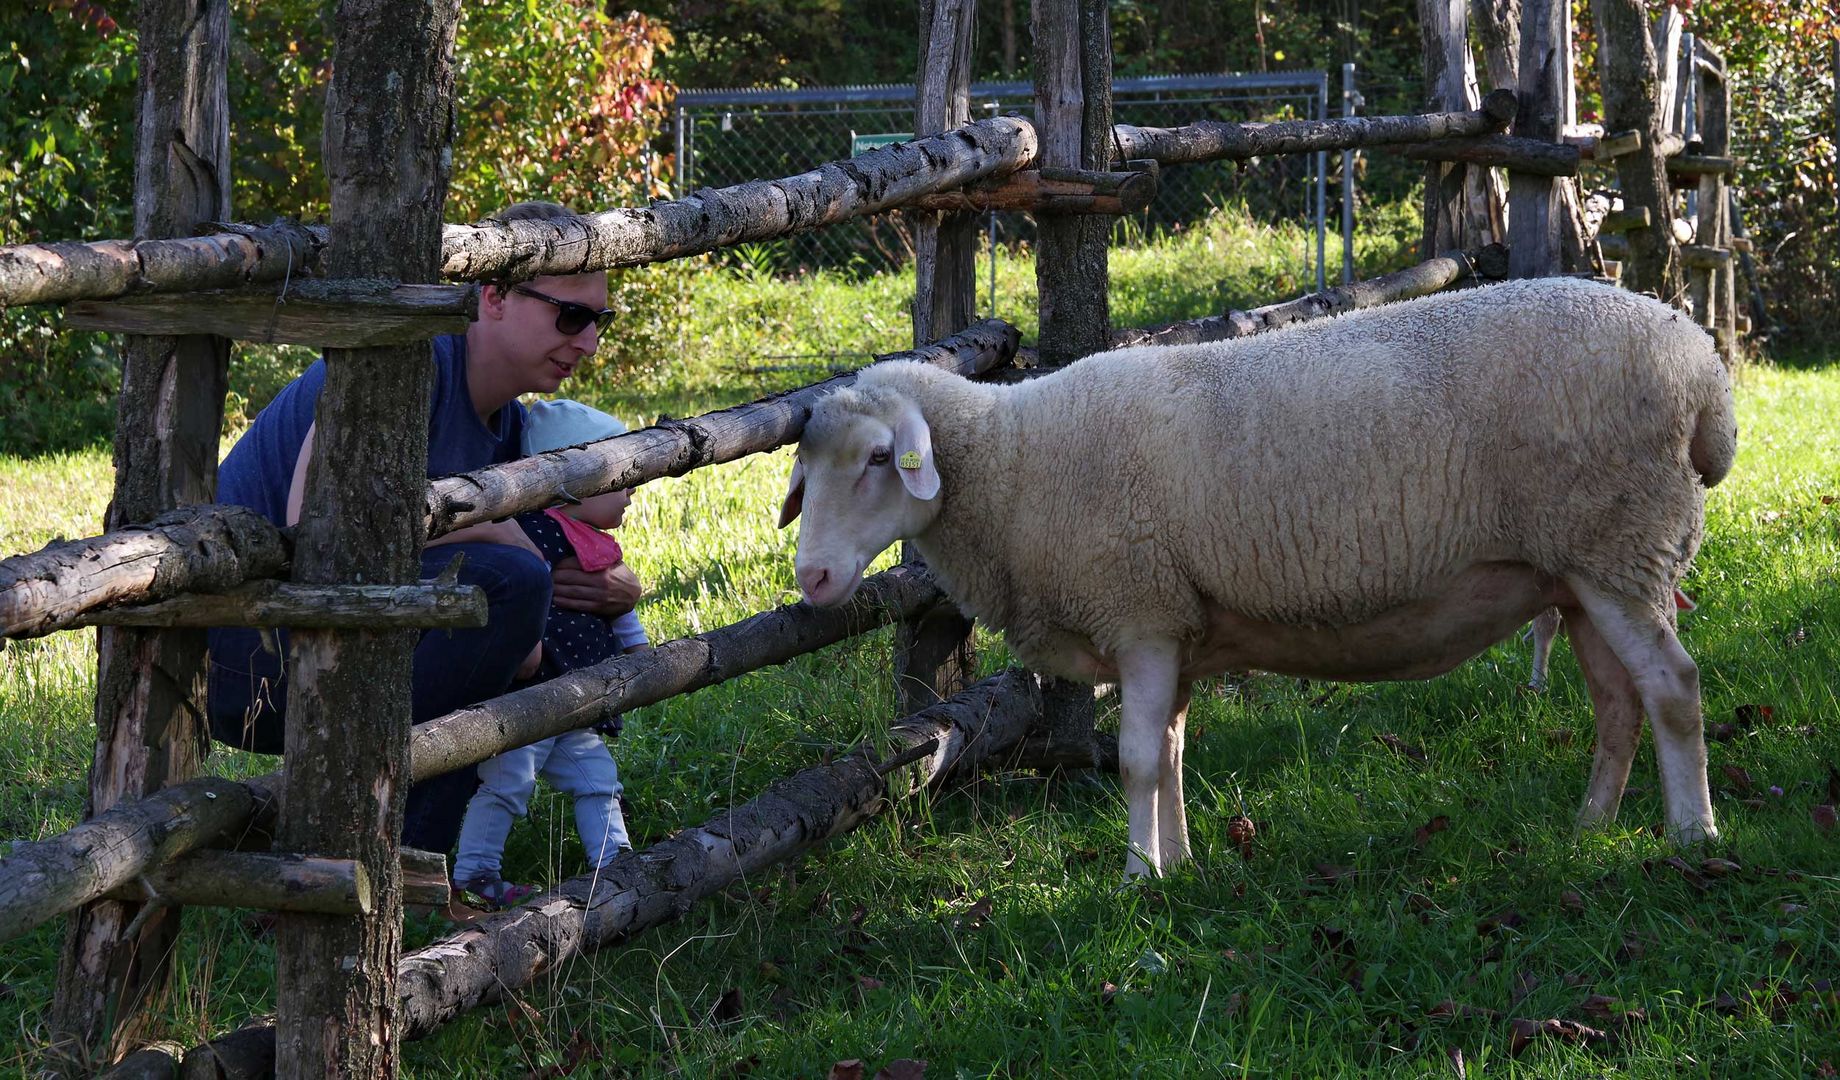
<box><xmin>803</xmin><ymin>277</ymin><xmax>1736</xmax><ymax>679</ymax></box>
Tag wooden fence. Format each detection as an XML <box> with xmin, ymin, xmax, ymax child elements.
<box><xmin>0</xmin><ymin>0</ymin><xmax>1734</xmax><ymax>1075</ymax></box>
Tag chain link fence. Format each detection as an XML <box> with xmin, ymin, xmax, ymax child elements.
<box><xmin>671</xmin><ymin>72</ymin><xmax>1343</xmax><ymax>287</ymax></box>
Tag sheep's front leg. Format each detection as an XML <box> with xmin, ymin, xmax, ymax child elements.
<box><xmin>1116</xmin><ymin>639</ymin><xmax>1183</xmax><ymax>878</ymax></box>
<box><xmin>1157</xmin><ymin>683</ymin><xmax>1194</xmax><ymax>868</ymax></box>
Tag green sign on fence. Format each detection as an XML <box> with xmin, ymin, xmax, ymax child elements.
<box><xmin>850</xmin><ymin>131</ymin><xmax>912</xmax><ymax>156</ymax></box>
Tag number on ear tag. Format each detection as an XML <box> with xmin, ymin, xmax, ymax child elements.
<box><xmin>898</xmin><ymin>450</ymin><xmax>923</xmax><ymax>470</ymax></box>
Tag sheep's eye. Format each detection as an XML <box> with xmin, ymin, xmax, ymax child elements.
<box><xmin>868</xmin><ymin>447</ymin><xmax>891</xmax><ymax>466</ymax></box>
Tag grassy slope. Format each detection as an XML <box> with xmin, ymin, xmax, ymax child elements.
<box><xmin>3</xmin><ymin>211</ymin><xmax>1837</xmax><ymax>1075</ymax></box>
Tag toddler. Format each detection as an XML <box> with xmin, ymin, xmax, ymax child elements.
<box><xmin>452</xmin><ymin>400</ymin><xmax>648</xmax><ymax>909</ymax></box>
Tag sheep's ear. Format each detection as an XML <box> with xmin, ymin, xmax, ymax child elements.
<box><xmin>892</xmin><ymin>404</ymin><xmax>940</xmax><ymax>501</ymax></box>
<box><xmin>777</xmin><ymin>457</ymin><xmax>805</xmax><ymax>528</ymax></box>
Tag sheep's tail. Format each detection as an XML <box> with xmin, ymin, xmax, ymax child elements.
<box><xmin>1688</xmin><ymin>378</ymin><xmax>1737</xmax><ymax>489</ymax></box>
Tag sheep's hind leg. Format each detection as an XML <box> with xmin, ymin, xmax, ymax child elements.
<box><xmin>1564</xmin><ymin>606</ymin><xmax>1643</xmax><ymax>831</ymax></box>
<box><xmin>1528</xmin><ymin>607</ymin><xmax>1562</xmax><ymax>691</ymax></box>
<box><xmin>1566</xmin><ymin>581</ymin><xmax>1718</xmax><ymax>845</ymax></box>
<box><xmin>1156</xmin><ymin>683</ymin><xmax>1194</xmax><ymax>869</ymax></box>
<box><xmin>1116</xmin><ymin>639</ymin><xmax>1184</xmax><ymax>878</ymax></box>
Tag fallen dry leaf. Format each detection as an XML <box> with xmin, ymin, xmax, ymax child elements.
<box><xmin>1510</xmin><ymin>970</ymin><xmax>1542</xmax><ymax>1008</ymax></box>
<box><xmin>873</xmin><ymin>1060</ymin><xmax>927</xmax><ymax>1080</ymax></box>
<box><xmin>1560</xmin><ymin>890</ymin><xmax>1586</xmax><ymax>914</ymax></box>
<box><xmin>1426</xmin><ymin>999</ymin><xmax>1501</xmax><ymax>1021</ymax></box>
<box><xmin>961</xmin><ymin>895</ymin><xmax>993</xmax><ymax>925</ymax></box>
<box><xmin>1446</xmin><ymin>1046</ymin><xmax>1468</xmax><ymax>1078</ymax></box>
<box><xmin>829</xmin><ymin>1062</ymin><xmax>866</xmax><ymax>1080</ymax></box>
<box><xmin>1543</xmin><ymin>728</ymin><xmax>1575</xmax><ymax>746</ymax></box>
<box><xmin>856</xmin><ymin>975</ymin><xmax>884</xmax><ymax>993</ymax></box>
<box><xmin>1226</xmin><ymin>814</ymin><xmax>1257</xmax><ymax>858</ymax></box>
<box><xmin>1376</xmin><ymin>732</ymin><xmax>1428</xmax><ymax>762</ymax></box>
<box><xmin>1579</xmin><ymin>993</ymin><xmax>1648</xmax><ymax>1026</ymax></box>
<box><xmin>1478</xmin><ymin>909</ymin><xmax>1526</xmax><ymax>935</ymax></box>
<box><xmin>1414</xmin><ymin>815</ymin><xmax>1451</xmax><ymax>847</ymax></box>
<box><xmin>1700</xmin><ymin>857</ymin><xmax>1741</xmax><ymax>877</ymax></box>
<box><xmin>1706</xmin><ymin>722</ymin><xmax>1739</xmax><ymax>742</ymax></box>
<box><xmin>1311</xmin><ymin>862</ymin><xmax>1357</xmax><ymax>886</ymax></box>
<box><xmin>707</xmin><ymin>987</ymin><xmax>744</xmax><ymax>1024</ymax></box>
<box><xmin>1506</xmin><ymin>1017</ymin><xmax>1608</xmax><ymax>1056</ymax></box>
<box><xmin>1813</xmin><ymin>804</ymin><xmax>1837</xmax><ymax>834</ymax></box>
<box><xmin>1720</xmin><ymin>764</ymin><xmax>1755</xmax><ymax>793</ymax></box>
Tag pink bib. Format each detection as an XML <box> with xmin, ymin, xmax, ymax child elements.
<box><xmin>544</xmin><ymin>507</ymin><xmax>624</xmax><ymax>571</ymax></box>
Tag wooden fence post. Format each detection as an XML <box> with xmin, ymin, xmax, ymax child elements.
<box><xmin>1691</xmin><ymin>43</ymin><xmax>1735</xmax><ymax>362</ymax></box>
<box><xmin>1420</xmin><ymin>0</ymin><xmax>1499</xmax><ymax>255</ymax></box>
<box><xmin>47</xmin><ymin>0</ymin><xmax>231</xmax><ymax>1069</ymax></box>
<box><xmin>272</xmin><ymin>1</ymin><xmax>458</xmax><ymax>1075</ymax></box>
<box><xmin>1031</xmin><ymin>0</ymin><xmax>1110</xmax><ymax>756</ymax></box>
<box><xmin>1591</xmin><ymin>0</ymin><xmax>1684</xmax><ymax>299</ymax></box>
<box><xmin>897</xmin><ymin>0</ymin><xmax>980</xmax><ymax>715</ymax></box>
<box><xmin>1507</xmin><ymin>0</ymin><xmax>1565</xmax><ymax>276</ymax></box>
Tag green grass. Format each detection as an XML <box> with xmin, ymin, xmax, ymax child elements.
<box><xmin>4</xmin><ymin>208</ymin><xmax>1839</xmax><ymax>1076</ymax></box>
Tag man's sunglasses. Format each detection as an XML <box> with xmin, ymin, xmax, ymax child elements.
<box><xmin>508</xmin><ymin>284</ymin><xmax>615</xmax><ymax>336</ymax></box>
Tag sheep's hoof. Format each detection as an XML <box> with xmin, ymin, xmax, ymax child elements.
<box><xmin>1523</xmin><ymin>677</ymin><xmax>1548</xmax><ymax>694</ymax></box>
<box><xmin>1668</xmin><ymin>818</ymin><xmax>1720</xmax><ymax>847</ymax></box>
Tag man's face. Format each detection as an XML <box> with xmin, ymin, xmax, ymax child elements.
<box><xmin>493</xmin><ymin>273</ymin><xmax>610</xmax><ymax>394</ymax></box>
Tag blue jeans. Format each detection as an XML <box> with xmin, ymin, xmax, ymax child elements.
<box><xmin>207</xmin><ymin>542</ymin><xmax>552</xmax><ymax>854</ymax></box>
<box><xmin>452</xmin><ymin>729</ymin><xmax>629</xmax><ymax>885</ymax></box>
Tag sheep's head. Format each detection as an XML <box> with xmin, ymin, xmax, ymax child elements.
<box><xmin>778</xmin><ymin>382</ymin><xmax>941</xmax><ymax>607</ymax></box>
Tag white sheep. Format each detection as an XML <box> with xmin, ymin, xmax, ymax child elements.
<box><xmin>779</xmin><ymin>277</ymin><xmax>1736</xmax><ymax>878</ymax></box>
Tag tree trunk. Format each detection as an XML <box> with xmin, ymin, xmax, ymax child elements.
<box><xmin>1419</xmin><ymin>0</ymin><xmax>1496</xmax><ymax>256</ymax></box>
<box><xmin>48</xmin><ymin>2</ymin><xmax>232</xmax><ymax>1066</ymax></box>
<box><xmin>1030</xmin><ymin>0</ymin><xmax>1110</xmax><ymax>759</ymax></box>
<box><xmin>271</xmin><ymin>0</ymin><xmax>458</xmax><ymax>1075</ymax></box>
<box><xmin>901</xmin><ymin>0</ymin><xmax>981</xmax><ymax>715</ymax></box>
<box><xmin>1507</xmin><ymin>0</ymin><xmax>1566</xmax><ymax>277</ymax></box>
<box><xmin>1591</xmin><ymin>0</ymin><xmax>1683</xmax><ymax>300</ymax></box>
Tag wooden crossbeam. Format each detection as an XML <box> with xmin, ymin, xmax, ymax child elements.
<box><xmin>72</xmin><ymin>580</ymin><xmax>487</xmax><ymax>630</ymax></box>
<box><xmin>907</xmin><ymin>161</ymin><xmax>1160</xmax><ymax>215</ymax></box>
<box><xmin>67</xmin><ymin>280</ymin><xmax>477</xmax><ymax>347</ymax></box>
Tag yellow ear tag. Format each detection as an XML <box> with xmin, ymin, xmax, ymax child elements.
<box><xmin>897</xmin><ymin>450</ymin><xmax>923</xmax><ymax>470</ymax></box>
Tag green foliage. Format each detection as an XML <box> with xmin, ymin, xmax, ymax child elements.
<box><xmin>0</xmin><ymin>5</ymin><xmax>137</xmax><ymax>456</ymax></box>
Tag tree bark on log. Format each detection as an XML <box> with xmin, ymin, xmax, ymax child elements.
<box><xmin>103</xmin><ymin>852</ymin><xmax>371</xmax><ymax>916</ymax></box>
<box><xmin>0</xmin><ymin>506</ymin><xmax>289</xmax><ymax>640</ymax></box>
<box><xmin>906</xmin><ymin>163</ymin><xmax>1159</xmax><ymax>214</ymax></box>
<box><xmin>1379</xmin><ymin>133</ymin><xmax>1579</xmax><ymax>175</ymax></box>
<box><xmin>0</xmin><ymin>323</ymin><xmax>1012</xmax><ymax>640</ymax></box>
<box><xmin>1109</xmin><ymin>91</ymin><xmax>1515</xmax><ymax>164</ymax></box>
<box><xmin>72</xmin><ymin>581</ymin><xmax>487</xmax><ymax>631</ymax></box>
<box><xmin>190</xmin><ymin>670</ymin><xmax>1042</xmax><ymax>1058</ymax></box>
<box><xmin>900</xmin><ymin>0</ymin><xmax>981</xmax><ymax>719</ymax></box>
<box><xmin>1507</xmin><ymin>0</ymin><xmax>1567</xmax><ymax>277</ymax></box>
<box><xmin>1110</xmin><ymin>245</ymin><xmax>1509</xmax><ymax>348</ymax></box>
<box><xmin>0</xmin><ymin>776</ymin><xmax>268</xmax><ymax>944</ymax></box>
<box><xmin>0</xmin><ymin>566</ymin><xmax>936</xmax><ymax>947</ymax></box>
<box><xmin>66</xmin><ymin>282</ymin><xmax>477</xmax><ymax>349</ymax></box>
<box><xmin>410</xmin><ymin>564</ymin><xmax>943</xmax><ymax>782</ymax></box>
<box><xmin>425</xmin><ymin>318</ymin><xmax>1018</xmax><ymax>536</ymax></box>
<box><xmin>271</xmin><ymin>1</ymin><xmax>458</xmax><ymax>1075</ymax></box>
<box><xmin>1</xmin><ymin>100</ymin><xmax>1537</xmax><ymax>309</ymax></box>
<box><xmin>1591</xmin><ymin>0</ymin><xmax>1684</xmax><ymax>300</ymax></box>
<box><xmin>48</xmin><ymin>0</ymin><xmax>234</xmax><ymax>1067</ymax></box>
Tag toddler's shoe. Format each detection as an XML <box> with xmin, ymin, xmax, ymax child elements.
<box><xmin>455</xmin><ymin>874</ymin><xmax>540</xmax><ymax>912</ymax></box>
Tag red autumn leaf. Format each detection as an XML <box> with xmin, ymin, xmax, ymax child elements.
<box><xmin>829</xmin><ymin>1061</ymin><xmax>866</xmax><ymax>1080</ymax></box>
<box><xmin>873</xmin><ymin>1060</ymin><xmax>927</xmax><ymax>1080</ymax></box>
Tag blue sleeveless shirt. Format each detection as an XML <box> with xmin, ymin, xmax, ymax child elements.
<box><xmin>218</xmin><ymin>334</ymin><xmax>525</xmax><ymax>526</ymax></box>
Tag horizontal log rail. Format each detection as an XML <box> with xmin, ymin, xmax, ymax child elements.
<box><xmin>70</xmin><ymin>580</ymin><xmax>486</xmax><ymax>631</ymax></box>
<box><xmin>1111</xmin><ymin>88</ymin><xmax>1516</xmax><ymax>165</ymax></box>
<box><xmin>66</xmin><ymin>280</ymin><xmax>479</xmax><ymax>348</ymax></box>
<box><xmin>423</xmin><ymin>317</ymin><xmax>1019</xmax><ymax>537</ymax></box>
<box><xmin>0</xmin><ymin>504</ymin><xmax>288</xmax><ymax>639</ymax></box>
<box><xmin>1666</xmin><ymin>154</ymin><xmax>1734</xmax><ymax>178</ymax></box>
<box><xmin>102</xmin><ymin>852</ymin><xmax>373</xmax><ymax>916</ymax></box>
<box><xmin>186</xmin><ymin>668</ymin><xmax>1043</xmax><ymax>1059</ymax></box>
<box><xmin>0</xmin><ymin>565</ymin><xmax>939</xmax><ymax>944</ymax></box>
<box><xmin>906</xmin><ymin>161</ymin><xmax>1159</xmax><ymax>215</ymax></box>
<box><xmin>1111</xmin><ymin>244</ymin><xmax>1509</xmax><ymax>348</ymax></box>
<box><xmin>1375</xmin><ymin>133</ymin><xmax>1580</xmax><ymax>176</ymax></box>
<box><xmin>0</xmin><ymin>321</ymin><xmax>1012</xmax><ymax>640</ymax></box>
<box><xmin>1</xmin><ymin>99</ymin><xmax>1523</xmax><ymax>308</ymax></box>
